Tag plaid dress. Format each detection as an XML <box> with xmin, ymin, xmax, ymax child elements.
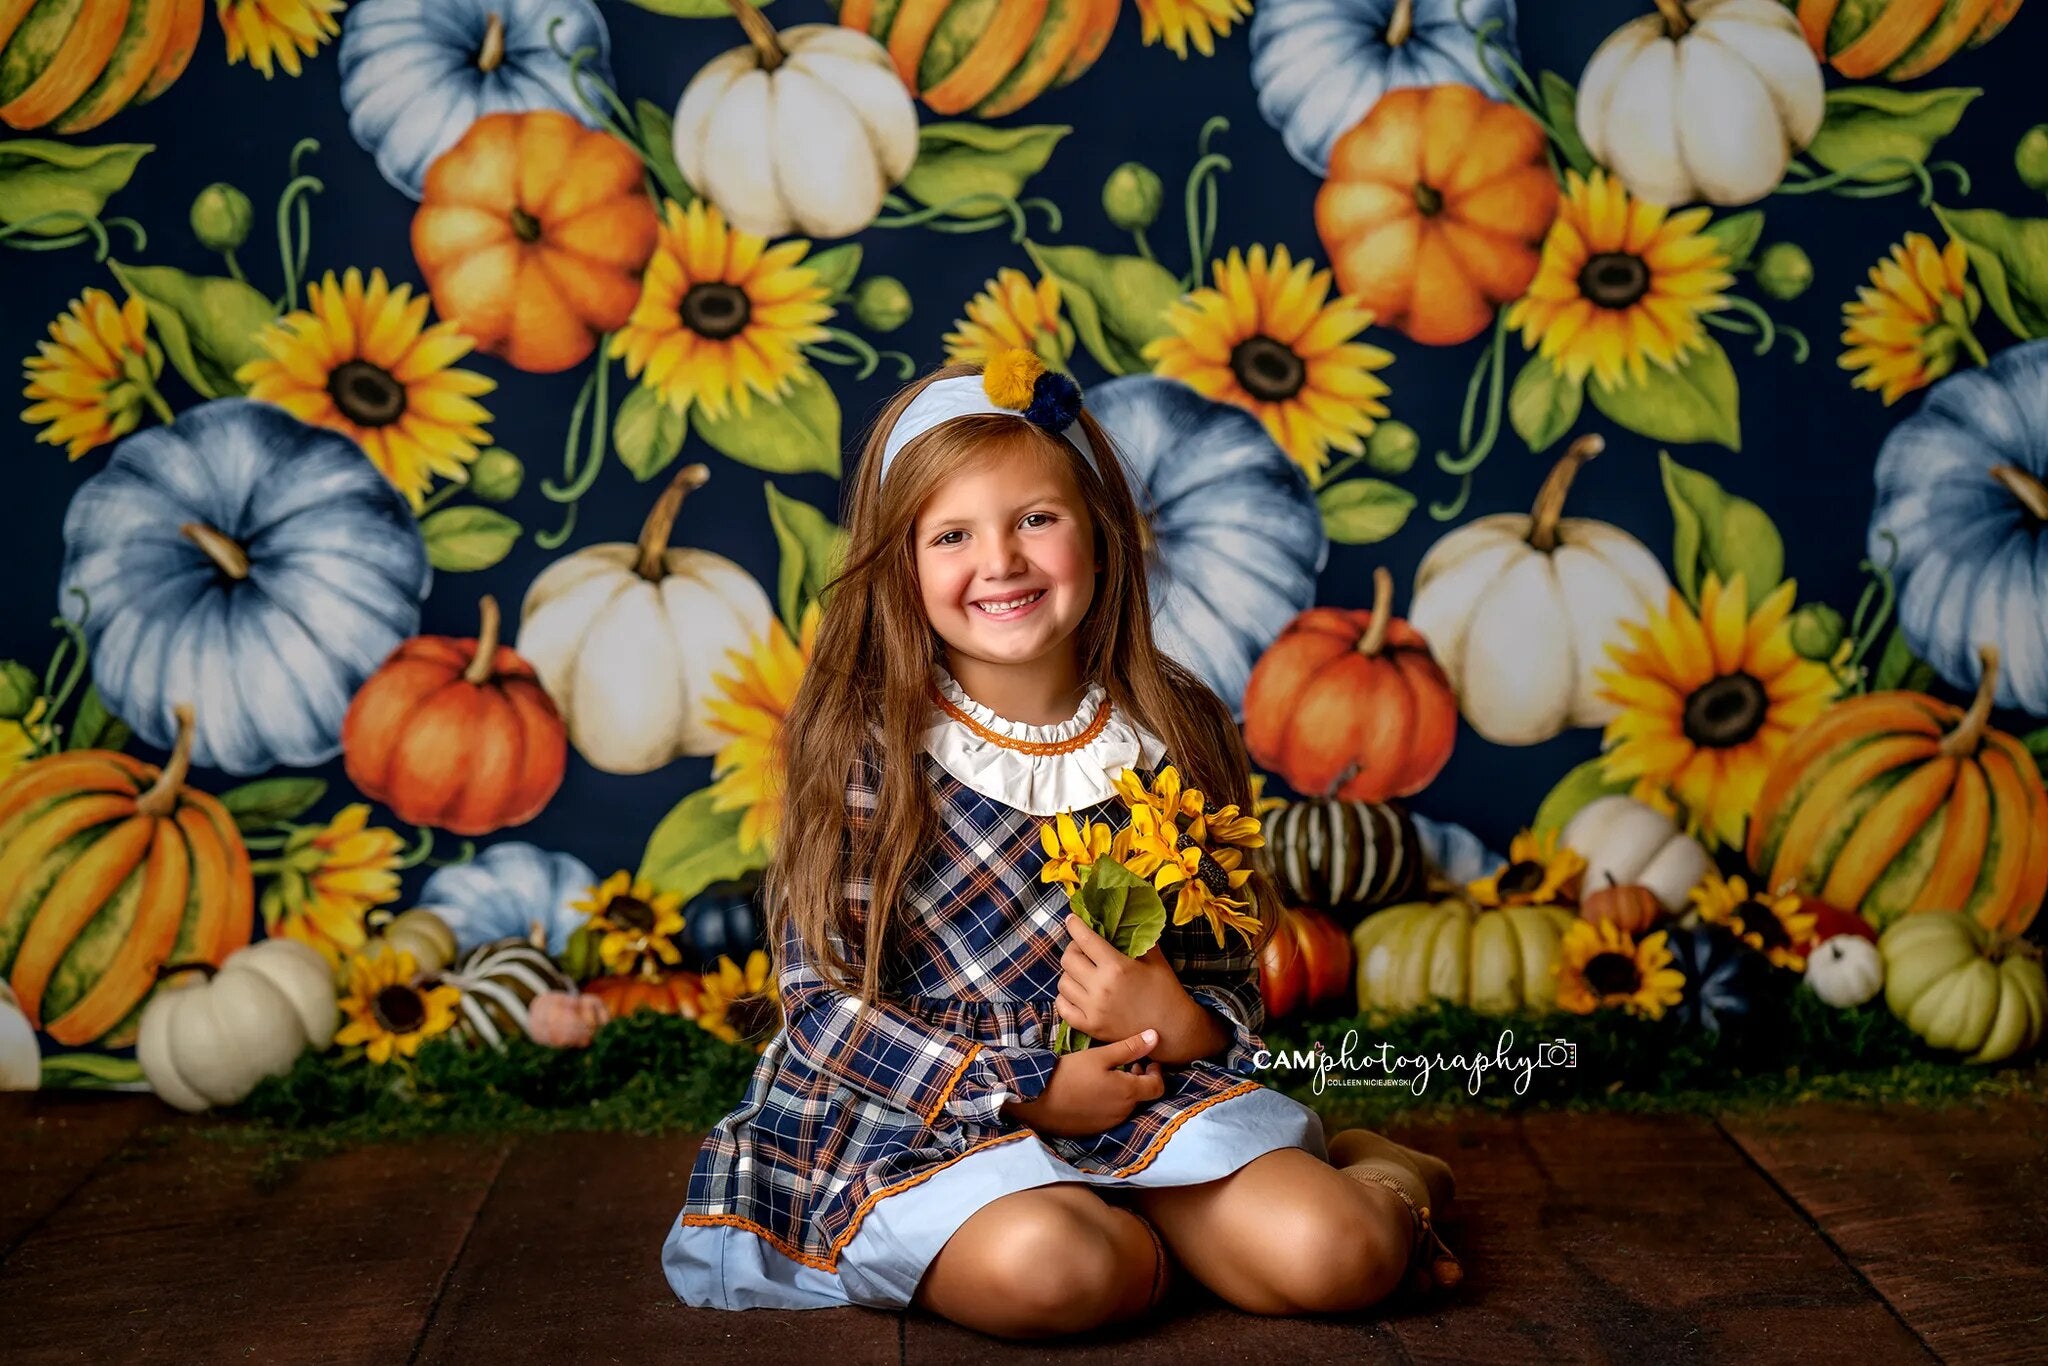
<box><xmin>663</xmin><ymin>683</ymin><xmax>1326</xmax><ymax>1311</ymax></box>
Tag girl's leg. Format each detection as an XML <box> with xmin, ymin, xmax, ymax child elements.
<box><xmin>910</xmin><ymin>1182</ymin><xmax>1170</xmax><ymax>1339</ymax></box>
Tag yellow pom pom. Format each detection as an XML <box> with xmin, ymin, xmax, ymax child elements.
<box><xmin>983</xmin><ymin>348</ymin><xmax>1045</xmax><ymax>411</ymax></box>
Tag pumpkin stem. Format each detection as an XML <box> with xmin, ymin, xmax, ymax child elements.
<box><xmin>1528</xmin><ymin>434</ymin><xmax>1604</xmax><ymax>553</ymax></box>
<box><xmin>1651</xmin><ymin>0</ymin><xmax>1692</xmax><ymax>39</ymax></box>
<box><xmin>154</xmin><ymin>960</ymin><xmax>219</xmax><ymax>983</ymax></box>
<box><xmin>464</xmin><ymin>595</ymin><xmax>502</xmax><ymax>686</ymax></box>
<box><xmin>1387</xmin><ymin>0</ymin><xmax>1414</xmax><ymax>46</ymax></box>
<box><xmin>1938</xmin><ymin>644</ymin><xmax>2000</xmax><ymax>758</ymax></box>
<box><xmin>1991</xmin><ymin>464</ymin><xmax>2048</xmax><ymax>523</ymax></box>
<box><xmin>477</xmin><ymin>12</ymin><xmax>506</xmax><ymax>73</ymax></box>
<box><xmin>1412</xmin><ymin>183</ymin><xmax>1444</xmax><ymax>217</ymax></box>
<box><xmin>181</xmin><ymin>522</ymin><xmax>249</xmax><ymax>581</ymax></box>
<box><xmin>636</xmin><ymin>462</ymin><xmax>712</xmax><ymax>581</ymax></box>
<box><xmin>721</xmin><ymin>0</ymin><xmax>785</xmax><ymax>71</ymax></box>
<box><xmin>136</xmin><ymin>704</ymin><xmax>195</xmax><ymax>817</ymax></box>
<box><xmin>1357</xmin><ymin>566</ymin><xmax>1396</xmax><ymax>658</ymax></box>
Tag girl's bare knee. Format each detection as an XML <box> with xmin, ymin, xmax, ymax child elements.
<box><xmin>1242</xmin><ymin>1184</ymin><xmax>1411</xmax><ymax>1315</ymax></box>
<box><xmin>919</xmin><ymin>1186</ymin><xmax>1160</xmax><ymax>1338</ymax></box>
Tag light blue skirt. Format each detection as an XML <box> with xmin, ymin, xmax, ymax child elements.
<box><xmin>662</xmin><ymin>1085</ymin><xmax>1328</xmax><ymax>1311</ymax></box>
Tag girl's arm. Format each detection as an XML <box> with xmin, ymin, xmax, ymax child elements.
<box><xmin>1159</xmin><ymin>910</ymin><xmax>1268</xmax><ymax>1075</ymax></box>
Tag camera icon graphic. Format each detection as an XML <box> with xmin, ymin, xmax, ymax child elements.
<box><xmin>1539</xmin><ymin>1039</ymin><xmax>1577</xmax><ymax>1069</ymax></box>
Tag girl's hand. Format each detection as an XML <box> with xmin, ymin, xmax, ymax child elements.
<box><xmin>1056</xmin><ymin>913</ymin><xmax>1218</xmax><ymax>1064</ymax></box>
<box><xmin>1004</xmin><ymin>1029</ymin><xmax>1167</xmax><ymax>1138</ymax></box>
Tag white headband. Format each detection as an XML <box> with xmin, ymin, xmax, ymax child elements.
<box><xmin>879</xmin><ymin>374</ymin><xmax>1100</xmax><ymax>485</ymax></box>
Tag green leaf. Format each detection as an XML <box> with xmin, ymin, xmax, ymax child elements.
<box><xmin>693</xmin><ymin>369</ymin><xmax>841</xmax><ymax>477</ymax></box>
<box><xmin>1806</xmin><ymin>87</ymin><xmax>1979</xmax><ymax>183</ymax></box>
<box><xmin>1508</xmin><ymin>353</ymin><xmax>1582</xmax><ymax>453</ymax></box>
<box><xmin>106</xmin><ymin>260</ymin><xmax>276</xmax><ymax>399</ymax></box>
<box><xmin>613</xmin><ymin>383</ymin><xmax>688</xmax><ymax>481</ymax></box>
<box><xmin>1932</xmin><ymin>204</ymin><xmax>2048</xmax><ymax>341</ymax></box>
<box><xmin>1317</xmin><ymin>479</ymin><xmax>1415</xmax><ymax>544</ymax></box>
<box><xmin>1872</xmin><ymin>626</ymin><xmax>1937</xmax><ymax>693</ymax></box>
<box><xmin>1538</xmin><ymin>71</ymin><xmax>1594</xmax><ymax>175</ymax></box>
<box><xmin>805</xmin><ymin>243</ymin><xmax>862</xmax><ymax>299</ymax></box>
<box><xmin>1588</xmin><ymin>338</ymin><xmax>1741</xmax><ymax>451</ymax></box>
<box><xmin>219</xmin><ymin>777</ymin><xmax>328</xmax><ymax>832</ymax></box>
<box><xmin>0</xmin><ymin>139</ymin><xmax>150</xmax><ymax>234</ymax></box>
<box><xmin>1658</xmin><ymin>451</ymin><xmax>1784</xmax><ymax>611</ymax></box>
<box><xmin>65</xmin><ymin>685</ymin><xmax>129</xmax><ymax>753</ymax></box>
<box><xmin>1022</xmin><ymin>240</ymin><xmax>1182</xmax><ymax>375</ymax></box>
<box><xmin>2023</xmin><ymin>728</ymin><xmax>2048</xmax><ymax>761</ymax></box>
<box><xmin>1531</xmin><ymin>758</ymin><xmax>1634</xmax><ymax>837</ymax></box>
<box><xmin>765</xmin><ymin>482</ymin><xmax>847</xmax><ymax>637</ymax></box>
<box><xmin>616</xmin><ymin>0</ymin><xmax>775</xmax><ymax>14</ymax></box>
<box><xmin>633</xmin><ymin>98</ymin><xmax>694</xmax><ymax>207</ymax></box>
<box><xmin>421</xmin><ymin>507</ymin><xmax>522</xmax><ymax>573</ymax></box>
<box><xmin>638</xmin><ymin>786</ymin><xmax>770</xmax><ymax>904</ymax></box>
<box><xmin>1704</xmin><ymin>210</ymin><xmax>1766</xmax><ymax>270</ymax></box>
<box><xmin>1078</xmin><ymin>859</ymin><xmax>1168</xmax><ymax>960</ymax></box>
<box><xmin>39</xmin><ymin>1053</ymin><xmax>146</xmax><ymax>1089</ymax></box>
<box><xmin>901</xmin><ymin>123</ymin><xmax>1068</xmax><ymax>215</ymax></box>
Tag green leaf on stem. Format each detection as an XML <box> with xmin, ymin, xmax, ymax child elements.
<box><xmin>613</xmin><ymin>382</ymin><xmax>688</xmax><ymax>481</ymax></box>
<box><xmin>219</xmin><ymin>777</ymin><xmax>329</xmax><ymax>832</ymax></box>
<box><xmin>1932</xmin><ymin>204</ymin><xmax>2048</xmax><ymax>341</ymax></box>
<box><xmin>1508</xmin><ymin>353</ymin><xmax>1582</xmax><ymax>453</ymax></box>
<box><xmin>106</xmin><ymin>260</ymin><xmax>275</xmax><ymax>399</ymax></box>
<box><xmin>421</xmin><ymin>507</ymin><xmax>522</xmax><ymax>572</ymax></box>
<box><xmin>765</xmin><ymin>482</ymin><xmax>847</xmax><ymax>637</ymax></box>
<box><xmin>1317</xmin><ymin>479</ymin><xmax>1415</xmax><ymax>544</ymax></box>
<box><xmin>638</xmin><ymin>785</ymin><xmax>769</xmax><ymax>904</ymax></box>
<box><xmin>1588</xmin><ymin>338</ymin><xmax>1740</xmax><ymax>451</ymax></box>
<box><xmin>1806</xmin><ymin>87</ymin><xmax>1979</xmax><ymax>183</ymax></box>
<box><xmin>901</xmin><ymin>123</ymin><xmax>1068</xmax><ymax>213</ymax></box>
<box><xmin>0</xmin><ymin>138</ymin><xmax>150</xmax><ymax>233</ymax></box>
<box><xmin>1659</xmin><ymin>451</ymin><xmax>1783</xmax><ymax>611</ymax></box>
<box><xmin>1022</xmin><ymin>240</ymin><xmax>1180</xmax><ymax>375</ymax></box>
<box><xmin>694</xmin><ymin>368</ymin><xmax>841</xmax><ymax>477</ymax></box>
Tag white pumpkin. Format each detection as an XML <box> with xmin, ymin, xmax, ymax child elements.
<box><xmin>1576</xmin><ymin>0</ymin><xmax>1824</xmax><ymax>208</ymax></box>
<box><xmin>136</xmin><ymin>939</ymin><xmax>341</xmax><ymax>1114</ymax></box>
<box><xmin>519</xmin><ymin>463</ymin><xmax>775</xmax><ymax>775</ymax></box>
<box><xmin>1</xmin><ymin>982</ymin><xmax>39</xmax><ymax>1091</ymax></box>
<box><xmin>1409</xmin><ymin>435</ymin><xmax>1671</xmax><ymax>746</ymax></box>
<box><xmin>364</xmin><ymin>907</ymin><xmax>459</xmax><ymax>978</ymax></box>
<box><xmin>1806</xmin><ymin>935</ymin><xmax>1884</xmax><ymax>1009</ymax></box>
<box><xmin>672</xmin><ymin>7</ymin><xmax>917</xmax><ymax>239</ymax></box>
<box><xmin>1561</xmin><ymin>795</ymin><xmax>1711</xmax><ymax>913</ymax></box>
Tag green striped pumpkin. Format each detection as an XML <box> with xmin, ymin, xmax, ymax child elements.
<box><xmin>1255</xmin><ymin>797</ymin><xmax>1425</xmax><ymax>923</ymax></box>
<box><xmin>433</xmin><ymin>937</ymin><xmax>572</xmax><ymax>1051</ymax></box>
<box><xmin>0</xmin><ymin>0</ymin><xmax>206</xmax><ymax>135</ymax></box>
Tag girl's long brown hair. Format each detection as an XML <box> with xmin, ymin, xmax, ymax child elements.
<box><xmin>765</xmin><ymin>360</ymin><xmax>1282</xmax><ymax>1005</ymax></box>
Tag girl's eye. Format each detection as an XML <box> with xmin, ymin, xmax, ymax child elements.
<box><xmin>1023</xmin><ymin>512</ymin><xmax>1054</xmax><ymax>528</ymax></box>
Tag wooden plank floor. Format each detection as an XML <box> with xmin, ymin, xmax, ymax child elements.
<box><xmin>1</xmin><ymin>1094</ymin><xmax>2041</xmax><ymax>1364</ymax></box>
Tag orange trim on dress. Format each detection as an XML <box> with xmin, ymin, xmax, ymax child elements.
<box><xmin>926</xmin><ymin>682</ymin><xmax>1113</xmax><ymax>756</ymax></box>
<box><xmin>922</xmin><ymin>1042</ymin><xmax>982</xmax><ymax>1126</ymax></box>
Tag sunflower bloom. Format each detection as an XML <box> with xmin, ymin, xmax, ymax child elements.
<box><xmin>1126</xmin><ymin>806</ymin><xmax>1262</xmax><ymax>948</ymax></box>
<box><xmin>1596</xmin><ymin>573</ymin><xmax>1836</xmax><ymax>852</ymax></box>
<box><xmin>22</xmin><ymin>287</ymin><xmax>167</xmax><ymax>460</ymax></box>
<box><xmin>574</xmin><ymin>871</ymin><xmax>688</xmax><ymax>976</ymax></box>
<box><xmin>1689</xmin><ymin>871</ymin><xmax>1816</xmax><ymax>972</ymax></box>
<box><xmin>695</xmin><ymin>951</ymin><xmax>781</xmax><ymax>1049</ymax></box>
<box><xmin>237</xmin><ymin>267</ymin><xmax>497</xmax><ymax>510</ymax></box>
<box><xmin>1468</xmin><ymin>828</ymin><xmax>1586</xmax><ymax>908</ymax></box>
<box><xmin>1040</xmin><ymin>811</ymin><xmax>1117</xmax><ymax>890</ymax></box>
<box><xmin>944</xmin><ymin>267</ymin><xmax>1070</xmax><ymax>370</ymax></box>
<box><xmin>334</xmin><ymin>948</ymin><xmax>463</xmax><ymax>1065</ymax></box>
<box><xmin>1554</xmin><ymin>921</ymin><xmax>1686</xmax><ymax>1019</ymax></box>
<box><xmin>611</xmin><ymin>199</ymin><xmax>834</xmax><ymax>422</ymax></box>
<box><xmin>1505</xmin><ymin>168</ymin><xmax>1734</xmax><ymax>392</ymax></box>
<box><xmin>218</xmin><ymin>0</ymin><xmax>345</xmax><ymax>78</ymax></box>
<box><xmin>1248</xmin><ymin>771</ymin><xmax>1288</xmax><ymax>819</ymax></box>
<box><xmin>1135</xmin><ymin>0</ymin><xmax>1253</xmax><ymax>58</ymax></box>
<box><xmin>1840</xmin><ymin>233</ymin><xmax>1986</xmax><ymax>406</ymax></box>
<box><xmin>258</xmin><ymin>803</ymin><xmax>408</xmax><ymax>970</ymax></box>
<box><xmin>704</xmin><ymin>598</ymin><xmax>823</xmax><ymax>857</ymax></box>
<box><xmin>0</xmin><ymin>699</ymin><xmax>51</xmax><ymax>784</ymax></box>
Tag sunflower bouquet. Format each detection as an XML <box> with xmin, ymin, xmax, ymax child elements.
<box><xmin>1039</xmin><ymin>765</ymin><xmax>1267</xmax><ymax>1054</ymax></box>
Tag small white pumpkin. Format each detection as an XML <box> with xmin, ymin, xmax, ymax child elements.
<box><xmin>363</xmin><ymin>907</ymin><xmax>459</xmax><ymax>979</ymax></box>
<box><xmin>672</xmin><ymin>2</ymin><xmax>918</xmax><ymax>239</ymax></box>
<box><xmin>1409</xmin><ymin>435</ymin><xmax>1671</xmax><ymax>746</ymax></box>
<box><xmin>1561</xmin><ymin>795</ymin><xmax>1711</xmax><ymax>913</ymax></box>
<box><xmin>1</xmin><ymin>982</ymin><xmax>39</xmax><ymax>1091</ymax></box>
<box><xmin>519</xmin><ymin>463</ymin><xmax>775</xmax><ymax>775</ymax></box>
<box><xmin>1805</xmin><ymin>935</ymin><xmax>1884</xmax><ymax>1009</ymax></box>
<box><xmin>136</xmin><ymin>939</ymin><xmax>341</xmax><ymax>1114</ymax></box>
<box><xmin>1576</xmin><ymin>0</ymin><xmax>1824</xmax><ymax>208</ymax></box>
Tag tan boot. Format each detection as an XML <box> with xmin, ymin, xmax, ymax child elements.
<box><xmin>1331</xmin><ymin>1136</ymin><xmax>1463</xmax><ymax>1295</ymax></box>
<box><xmin>1326</xmin><ymin>1127</ymin><xmax>1456</xmax><ymax>1213</ymax></box>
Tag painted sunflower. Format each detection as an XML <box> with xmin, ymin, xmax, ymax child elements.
<box><xmin>258</xmin><ymin>803</ymin><xmax>407</xmax><ymax>970</ymax></box>
<box><xmin>22</xmin><ymin>287</ymin><xmax>167</xmax><ymax>461</ymax></box>
<box><xmin>1596</xmin><ymin>573</ymin><xmax>1836</xmax><ymax>852</ymax></box>
<box><xmin>696</xmin><ymin>951</ymin><xmax>781</xmax><ymax>1049</ymax></box>
<box><xmin>334</xmin><ymin>948</ymin><xmax>463</xmax><ymax>1065</ymax></box>
<box><xmin>0</xmin><ymin>699</ymin><xmax>50</xmax><ymax>785</ymax></box>
<box><xmin>574</xmin><ymin>871</ymin><xmax>687</xmax><ymax>976</ymax></box>
<box><xmin>218</xmin><ymin>0</ymin><xmax>346</xmax><ymax>79</ymax></box>
<box><xmin>1144</xmin><ymin>244</ymin><xmax>1393</xmax><ymax>485</ymax></box>
<box><xmin>1840</xmin><ymin>232</ymin><xmax>1986</xmax><ymax>406</ymax></box>
<box><xmin>1040</xmin><ymin>811</ymin><xmax>1118</xmax><ymax>891</ymax></box>
<box><xmin>1248</xmin><ymin>772</ymin><xmax>1288</xmax><ymax>820</ymax></box>
<box><xmin>611</xmin><ymin>199</ymin><xmax>835</xmax><ymax>422</ymax></box>
<box><xmin>1136</xmin><ymin>0</ymin><xmax>1253</xmax><ymax>58</ymax></box>
<box><xmin>944</xmin><ymin>267</ymin><xmax>1070</xmax><ymax>371</ymax></box>
<box><xmin>1688</xmin><ymin>871</ymin><xmax>1816</xmax><ymax>972</ymax></box>
<box><xmin>1505</xmin><ymin>168</ymin><xmax>1734</xmax><ymax>392</ymax></box>
<box><xmin>703</xmin><ymin>598</ymin><xmax>823</xmax><ymax>857</ymax></box>
<box><xmin>236</xmin><ymin>267</ymin><xmax>497</xmax><ymax>510</ymax></box>
<box><xmin>1467</xmin><ymin>828</ymin><xmax>1585</xmax><ymax>908</ymax></box>
<box><xmin>1554</xmin><ymin>921</ymin><xmax>1686</xmax><ymax>1020</ymax></box>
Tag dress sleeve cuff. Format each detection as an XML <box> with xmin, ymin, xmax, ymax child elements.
<box><xmin>931</xmin><ymin>1042</ymin><xmax>1057</xmax><ymax>1129</ymax></box>
<box><xmin>1187</xmin><ymin>985</ymin><xmax>1266</xmax><ymax>1077</ymax></box>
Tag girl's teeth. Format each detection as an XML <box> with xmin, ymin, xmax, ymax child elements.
<box><xmin>976</xmin><ymin>590</ymin><xmax>1044</xmax><ymax>615</ymax></box>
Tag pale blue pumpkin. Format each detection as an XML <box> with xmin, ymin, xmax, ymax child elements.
<box><xmin>1410</xmin><ymin>812</ymin><xmax>1504</xmax><ymax>887</ymax></box>
<box><xmin>1089</xmin><ymin>376</ymin><xmax>1327</xmax><ymax>718</ymax></box>
<box><xmin>1250</xmin><ymin>0</ymin><xmax>1520</xmax><ymax>176</ymax></box>
<box><xmin>1867</xmin><ymin>339</ymin><xmax>2048</xmax><ymax>716</ymax></box>
<box><xmin>338</xmin><ymin>0</ymin><xmax>615</xmax><ymax>201</ymax></box>
<box><xmin>418</xmin><ymin>841</ymin><xmax>598</xmax><ymax>956</ymax></box>
<box><xmin>58</xmin><ymin>399</ymin><xmax>431</xmax><ymax>775</ymax></box>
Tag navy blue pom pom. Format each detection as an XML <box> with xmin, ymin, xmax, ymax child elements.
<box><xmin>1023</xmin><ymin>370</ymin><xmax>1083</xmax><ymax>432</ymax></box>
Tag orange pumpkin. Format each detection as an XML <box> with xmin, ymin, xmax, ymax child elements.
<box><xmin>1256</xmin><ymin>904</ymin><xmax>1352</xmax><ymax>1021</ymax></box>
<box><xmin>584</xmin><ymin>971</ymin><xmax>704</xmax><ymax>1021</ymax></box>
<box><xmin>0</xmin><ymin>0</ymin><xmax>205</xmax><ymax>134</ymax></box>
<box><xmin>0</xmin><ymin>705</ymin><xmax>253</xmax><ymax>1047</ymax></box>
<box><xmin>1243</xmin><ymin>566</ymin><xmax>1457</xmax><ymax>804</ymax></box>
<box><xmin>1749</xmin><ymin>645</ymin><xmax>2048</xmax><ymax>937</ymax></box>
<box><xmin>1792</xmin><ymin>0</ymin><xmax>2027</xmax><ymax>82</ymax></box>
<box><xmin>838</xmin><ymin>0</ymin><xmax>1123</xmax><ymax>118</ymax></box>
<box><xmin>342</xmin><ymin>595</ymin><xmax>568</xmax><ymax>837</ymax></box>
<box><xmin>1579</xmin><ymin>879</ymin><xmax>1664</xmax><ymax>938</ymax></box>
<box><xmin>411</xmin><ymin>109</ymin><xmax>660</xmax><ymax>374</ymax></box>
<box><xmin>1315</xmin><ymin>83</ymin><xmax>1560</xmax><ymax>347</ymax></box>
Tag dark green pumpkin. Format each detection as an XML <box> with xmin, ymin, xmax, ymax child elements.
<box><xmin>1255</xmin><ymin>798</ymin><xmax>1424</xmax><ymax>924</ymax></box>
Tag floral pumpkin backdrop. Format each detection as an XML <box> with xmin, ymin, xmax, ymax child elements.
<box><xmin>5</xmin><ymin>0</ymin><xmax>2048</xmax><ymax>1081</ymax></box>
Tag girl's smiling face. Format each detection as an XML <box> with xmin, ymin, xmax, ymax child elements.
<box><xmin>913</xmin><ymin>443</ymin><xmax>1099</xmax><ymax>681</ymax></box>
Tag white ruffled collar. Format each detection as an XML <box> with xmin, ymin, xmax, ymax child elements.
<box><xmin>919</xmin><ymin>661</ymin><xmax>1168</xmax><ymax>816</ymax></box>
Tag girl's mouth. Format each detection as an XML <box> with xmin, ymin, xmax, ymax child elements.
<box><xmin>972</xmin><ymin>589</ymin><xmax>1046</xmax><ymax>619</ymax></box>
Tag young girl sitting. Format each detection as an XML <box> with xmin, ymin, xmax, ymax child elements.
<box><xmin>663</xmin><ymin>352</ymin><xmax>1459</xmax><ymax>1337</ymax></box>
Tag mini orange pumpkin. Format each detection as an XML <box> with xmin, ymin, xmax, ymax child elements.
<box><xmin>1315</xmin><ymin>83</ymin><xmax>1560</xmax><ymax>346</ymax></box>
<box><xmin>1256</xmin><ymin>904</ymin><xmax>1352</xmax><ymax>1021</ymax></box>
<box><xmin>1243</xmin><ymin>566</ymin><xmax>1457</xmax><ymax>803</ymax></box>
<box><xmin>411</xmin><ymin>109</ymin><xmax>660</xmax><ymax>374</ymax></box>
<box><xmin>1579</xmin><ymin>877</ymin><xmax>1664</xmax><ymax>938</ymax></box>
<box><xmin>584</xmin><ymin>971</ymin><xmax>704</xmax><ymax>1021</ymax></box>
<box><xmin>342</xmin><ymin>595</ymin><xmax>568</xmax><ymax>837</ymax></box>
